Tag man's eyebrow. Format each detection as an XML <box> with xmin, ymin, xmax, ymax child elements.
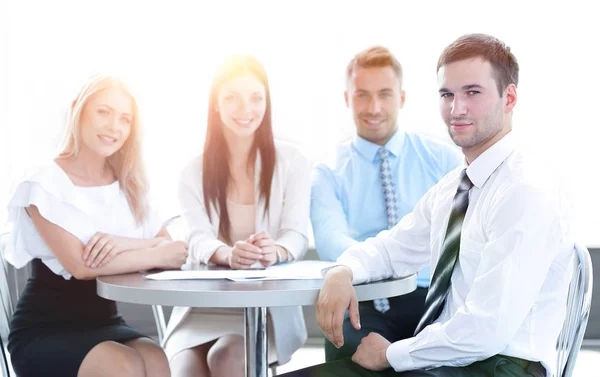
<box><xmin>439</xmin><ymin>84</ymin><xmax>484</xmax><ymax>93</ymax></box>
<box><xmin>462</xmin><ymin>84</ymin><xmax>484</xmax><ymax>90</ymax></box>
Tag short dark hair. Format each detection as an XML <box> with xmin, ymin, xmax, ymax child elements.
<box><xmin>437</xmin><ymin>34</ymin><xmax>519</xmax><ymax>96</ymax></box>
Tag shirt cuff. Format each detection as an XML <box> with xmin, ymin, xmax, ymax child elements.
<box><xmin>190</xmin><ymin>239</ymin><xmax>227</xmax><ymax>265</ymax></box>
<box><xmin>319</xmin><ymin>258</ymin><xmax>370</xmax><ymax>285</ymax></box>
<box><xmin>386</xmin><ymin>338</ymin><xmax>416</xmax><ymax>372</ymax></box>
<box><xmin>340</xmin><ymin>258</ymin><xmax>370</xmax><ymax>285</ymax></box>
<box><xmin>275</xmin><ymin>230</ymin><xmax>307</xmax><ymax>261</ymax></box>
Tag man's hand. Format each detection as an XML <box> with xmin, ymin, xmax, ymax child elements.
<box><xmin>352</xmin><ymin>333</ymin><xmax>392</xmax><ymax>371</ymax></box>
<box><xmin>316</xmin><ymin>266</ymin><xmax>360</xmax><ymax>348</ymax></box>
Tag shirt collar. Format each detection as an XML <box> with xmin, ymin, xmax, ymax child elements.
<box><xmin>352</xmin><ymin>130</ymin><xmax>406</xmax><ymax>162</ymax></box>
<box><xmin>466</xmin><ymin>131</ymin><xmax>516</xmax><ymax>189</ymax></box>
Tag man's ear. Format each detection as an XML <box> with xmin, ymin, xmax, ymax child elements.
<box><xmin>504</xmin><ymin>84</ymin><xmax>517</xmax><ymax>114</ymax></box>
<box><xmin>344</xmin><ymin>90</ymin><xmax>350</xmax><ymax>108</ymax></box>
<box><xmin>399</xmin><ymin>90</ymin><xmax>406</xmax><ymax>109</ymax></box>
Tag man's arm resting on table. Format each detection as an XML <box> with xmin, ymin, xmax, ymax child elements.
<box><xmin>384</xmin><ymin>184</ymin><xmax>570</xmax><ymax>372</ymax></box>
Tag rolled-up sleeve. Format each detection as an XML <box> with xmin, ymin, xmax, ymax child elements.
<box><xmin>337</xmin><ymin>184</ymin><xmax>435</xmax><ymax>285</ymax></box>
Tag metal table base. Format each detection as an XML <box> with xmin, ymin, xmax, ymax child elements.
<box><xmin>245</xmin><ymin>307</ymin><xmax>268</xmax><ymax>377</ymax></box>
<box><xmin>96</xmin><ymin>270</ymin><xmax>416</xmax><ymax>377</ymax></box>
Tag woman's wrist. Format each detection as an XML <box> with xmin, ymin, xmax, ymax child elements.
<box><xmin>275</xmin><ymin>245</ymin><xmax>290</xmax><ymax>264</ymax></box>
<box><xmin>113</xmin><ymin>236</ymin><xmax>161</xmax><ymax>252</ymax></box>
<box><xmin>212</xmin><ymin>245</ymin><xmax>233</xmax><ymax>266</ymax></box>
<box><xmin>149</xmin><ymin>243</ymin><xmax>169</xmax><ymax>269</ymax></box>
<box><xmin>150</xmin><ymin>236</ymin><xmax>169</xmax><ymax>248</ymax></box>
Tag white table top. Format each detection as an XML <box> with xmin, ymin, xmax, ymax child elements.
<box><xmin>97</xmin><ymin>269</ymin><xmax>417</xmax><ymax>308</ymax></box>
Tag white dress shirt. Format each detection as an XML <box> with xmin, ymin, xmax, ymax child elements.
<box><xmin>338</xmin><ymin>132</ymin><xmax>574</xmax><ymax>377</ymax></box>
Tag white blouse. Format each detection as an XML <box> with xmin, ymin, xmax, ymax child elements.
<box><xmin>3</xmin><ymin>161</ymin><xmax>163</xmax><ymax>279</ymax></box>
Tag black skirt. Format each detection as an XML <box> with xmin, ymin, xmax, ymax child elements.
<box><xmin>8</xmin><ymin>259</ymin><xmax>148</xmax><ymax>377</ymax></box>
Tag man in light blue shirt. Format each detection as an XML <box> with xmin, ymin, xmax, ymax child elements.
<box><xmin>311</xmin><ymin>46</ymin><xmax>462</xmax><ymax>361</ymax></box>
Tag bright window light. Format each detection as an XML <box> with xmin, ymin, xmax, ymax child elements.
<box><xmin>1</xmin><ymin>0</ymin><xmax>599</xmax><ymax>246</ymax></box>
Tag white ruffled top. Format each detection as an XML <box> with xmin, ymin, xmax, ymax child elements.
<box><xmin>3</xmin><ymin>161</ymin><xmax>163</xmax><ymax>279</ymax></box>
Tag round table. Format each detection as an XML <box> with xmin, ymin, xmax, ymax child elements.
<box><xmin>97</xmin><ymin>271</ymin><xmax>416</xmax><ymax>377</ymax></box>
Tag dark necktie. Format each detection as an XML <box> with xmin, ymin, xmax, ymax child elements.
<box><xmin>414</xmin><ymin>169</ymin><xmax>473</xmax><ymax>335</ymax></box>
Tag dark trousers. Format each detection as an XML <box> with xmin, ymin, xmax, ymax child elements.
<box><xmin>281</xmin><ymin>355</ymin><xmax>546</xmax><ymax>377</ymax></box>
<box><xmin>325</xmin><ymin>287</ymin><xmax>428</xmax><ymax>361</ymax></box>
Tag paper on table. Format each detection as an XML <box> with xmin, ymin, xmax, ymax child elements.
<box><xmin>229</xmin><ymin>261</ymin><xmax>337</xmax><ymax>281</ymax></box>
<box><xmin>145</xmin><ymin>270</ymin><xmax>268</xmax><ymax>280</ymax></box>
<box><xmin>268</xmin><ymin>260</ymin><xmax>336</xmax><ymax>278</ymax></box>
<box><xmin>145</xmin><ymin>261</ymin><xmax>337</xmax><ymax>281</ymax></box>
<box><xmin>226</xmin><ymin>276</ymin><xmax>321</xmax><ymax>282</ymax></box>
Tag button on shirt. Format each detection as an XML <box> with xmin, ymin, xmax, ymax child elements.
<box><xmin>311</xmin><ymin>131</ymin><xmax>463</xmax><ymax>287</ymax></box>
<box><xmin>338</xmin><ymin>132</ymin><xmax>574</xmax><ymax>377</ymax></box>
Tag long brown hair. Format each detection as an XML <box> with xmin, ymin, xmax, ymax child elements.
<box><xmin>202</xmin><ymin>56</ymin><xmax>276</xmax><ymax>245</ymax></box>
<box><xmin>58</xmin><ymin>74</ymin><xmax>149</xmax><ymax>225</ymax></box>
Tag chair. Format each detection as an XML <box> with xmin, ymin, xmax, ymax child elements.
<box><xmin>0</xmin><ymin>232</ymin><xmax>14</xmax><ymax>377</ymax></box>
<box><xmin>556</xmin><ymin>243</ymin><xmax>593</xmax><ymax>377</ymax></box>
<box><xmin>152</xmin><ymin>216</ymin><xmax>281</xmax><ymax>375</ymax></box>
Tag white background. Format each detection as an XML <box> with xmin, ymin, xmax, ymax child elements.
<box><xmin>1</xmin><ymin>0</ymin><xmax>599</xmax><ymax>246</ymax></box>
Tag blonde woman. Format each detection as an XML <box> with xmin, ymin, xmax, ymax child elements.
<box><xmin>4</xmin><ymin>75</ymin><xmax>187</xmax><ymax>377</ymax></box>
<box><xmin>163</xmin><ymin>56</ymin><xmax>312</xmax><ymax>377</ymax></box>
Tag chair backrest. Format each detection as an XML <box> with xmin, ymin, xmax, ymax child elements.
<box><xmin>556</xmin><ymin>243</ymin><xmax>593</xmax><ymax>377</ymax></box>
<box><xmin>0</xmin><ymin>232</ymin><xmax>14</xmax><ymax>377</ymax></box>
<box><xmin>0</xmin><ymin>232</ymin><xmax>14</xmax><ymax>343</ymax></box>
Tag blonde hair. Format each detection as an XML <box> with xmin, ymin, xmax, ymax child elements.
<box><xmin>58</xmin><ymin>74</ymin><xmax>149</xmax><ymax>225</ymax></box>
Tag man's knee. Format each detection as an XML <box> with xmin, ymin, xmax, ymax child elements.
<box><xmin>325</xmin><ymin>317</ymin><xmax>370</xmax><ymax>361</ymax></box>
<box><xmin>325</xmin><ymin>337</ymin><xmax>359</xmax><ymax>361</ymax></box>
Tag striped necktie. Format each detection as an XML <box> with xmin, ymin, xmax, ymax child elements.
<box><xmin>414</xmin><ymin>169</ymin><xmax>473</xmax><ymax>335</ymax></box>
<box><xmin>374</xmin><ymin>147</ymin><xmax>399</xmax><ymax>314</ymax></box>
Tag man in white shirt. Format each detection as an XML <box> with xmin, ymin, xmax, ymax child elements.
<box><xmin>282</xmin><ymin>34</ymin><xmax>573</xmax><ymax>377</ymax></box>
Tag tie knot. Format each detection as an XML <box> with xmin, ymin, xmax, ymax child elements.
<box><xmin>458</xmin><ymin>169</ymin><xmax>473</xmax><ymax>192</ymax></box>
<box><xmin>378</xmin><ymin>147</ymin><xmax>389</xmax><ymax>160</ymax></box>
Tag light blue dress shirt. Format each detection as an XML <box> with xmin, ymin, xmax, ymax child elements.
<box><xmin>311</xmin><ymin>130</ymin><xmax>463</xmax><ymax>287</ymax></box>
